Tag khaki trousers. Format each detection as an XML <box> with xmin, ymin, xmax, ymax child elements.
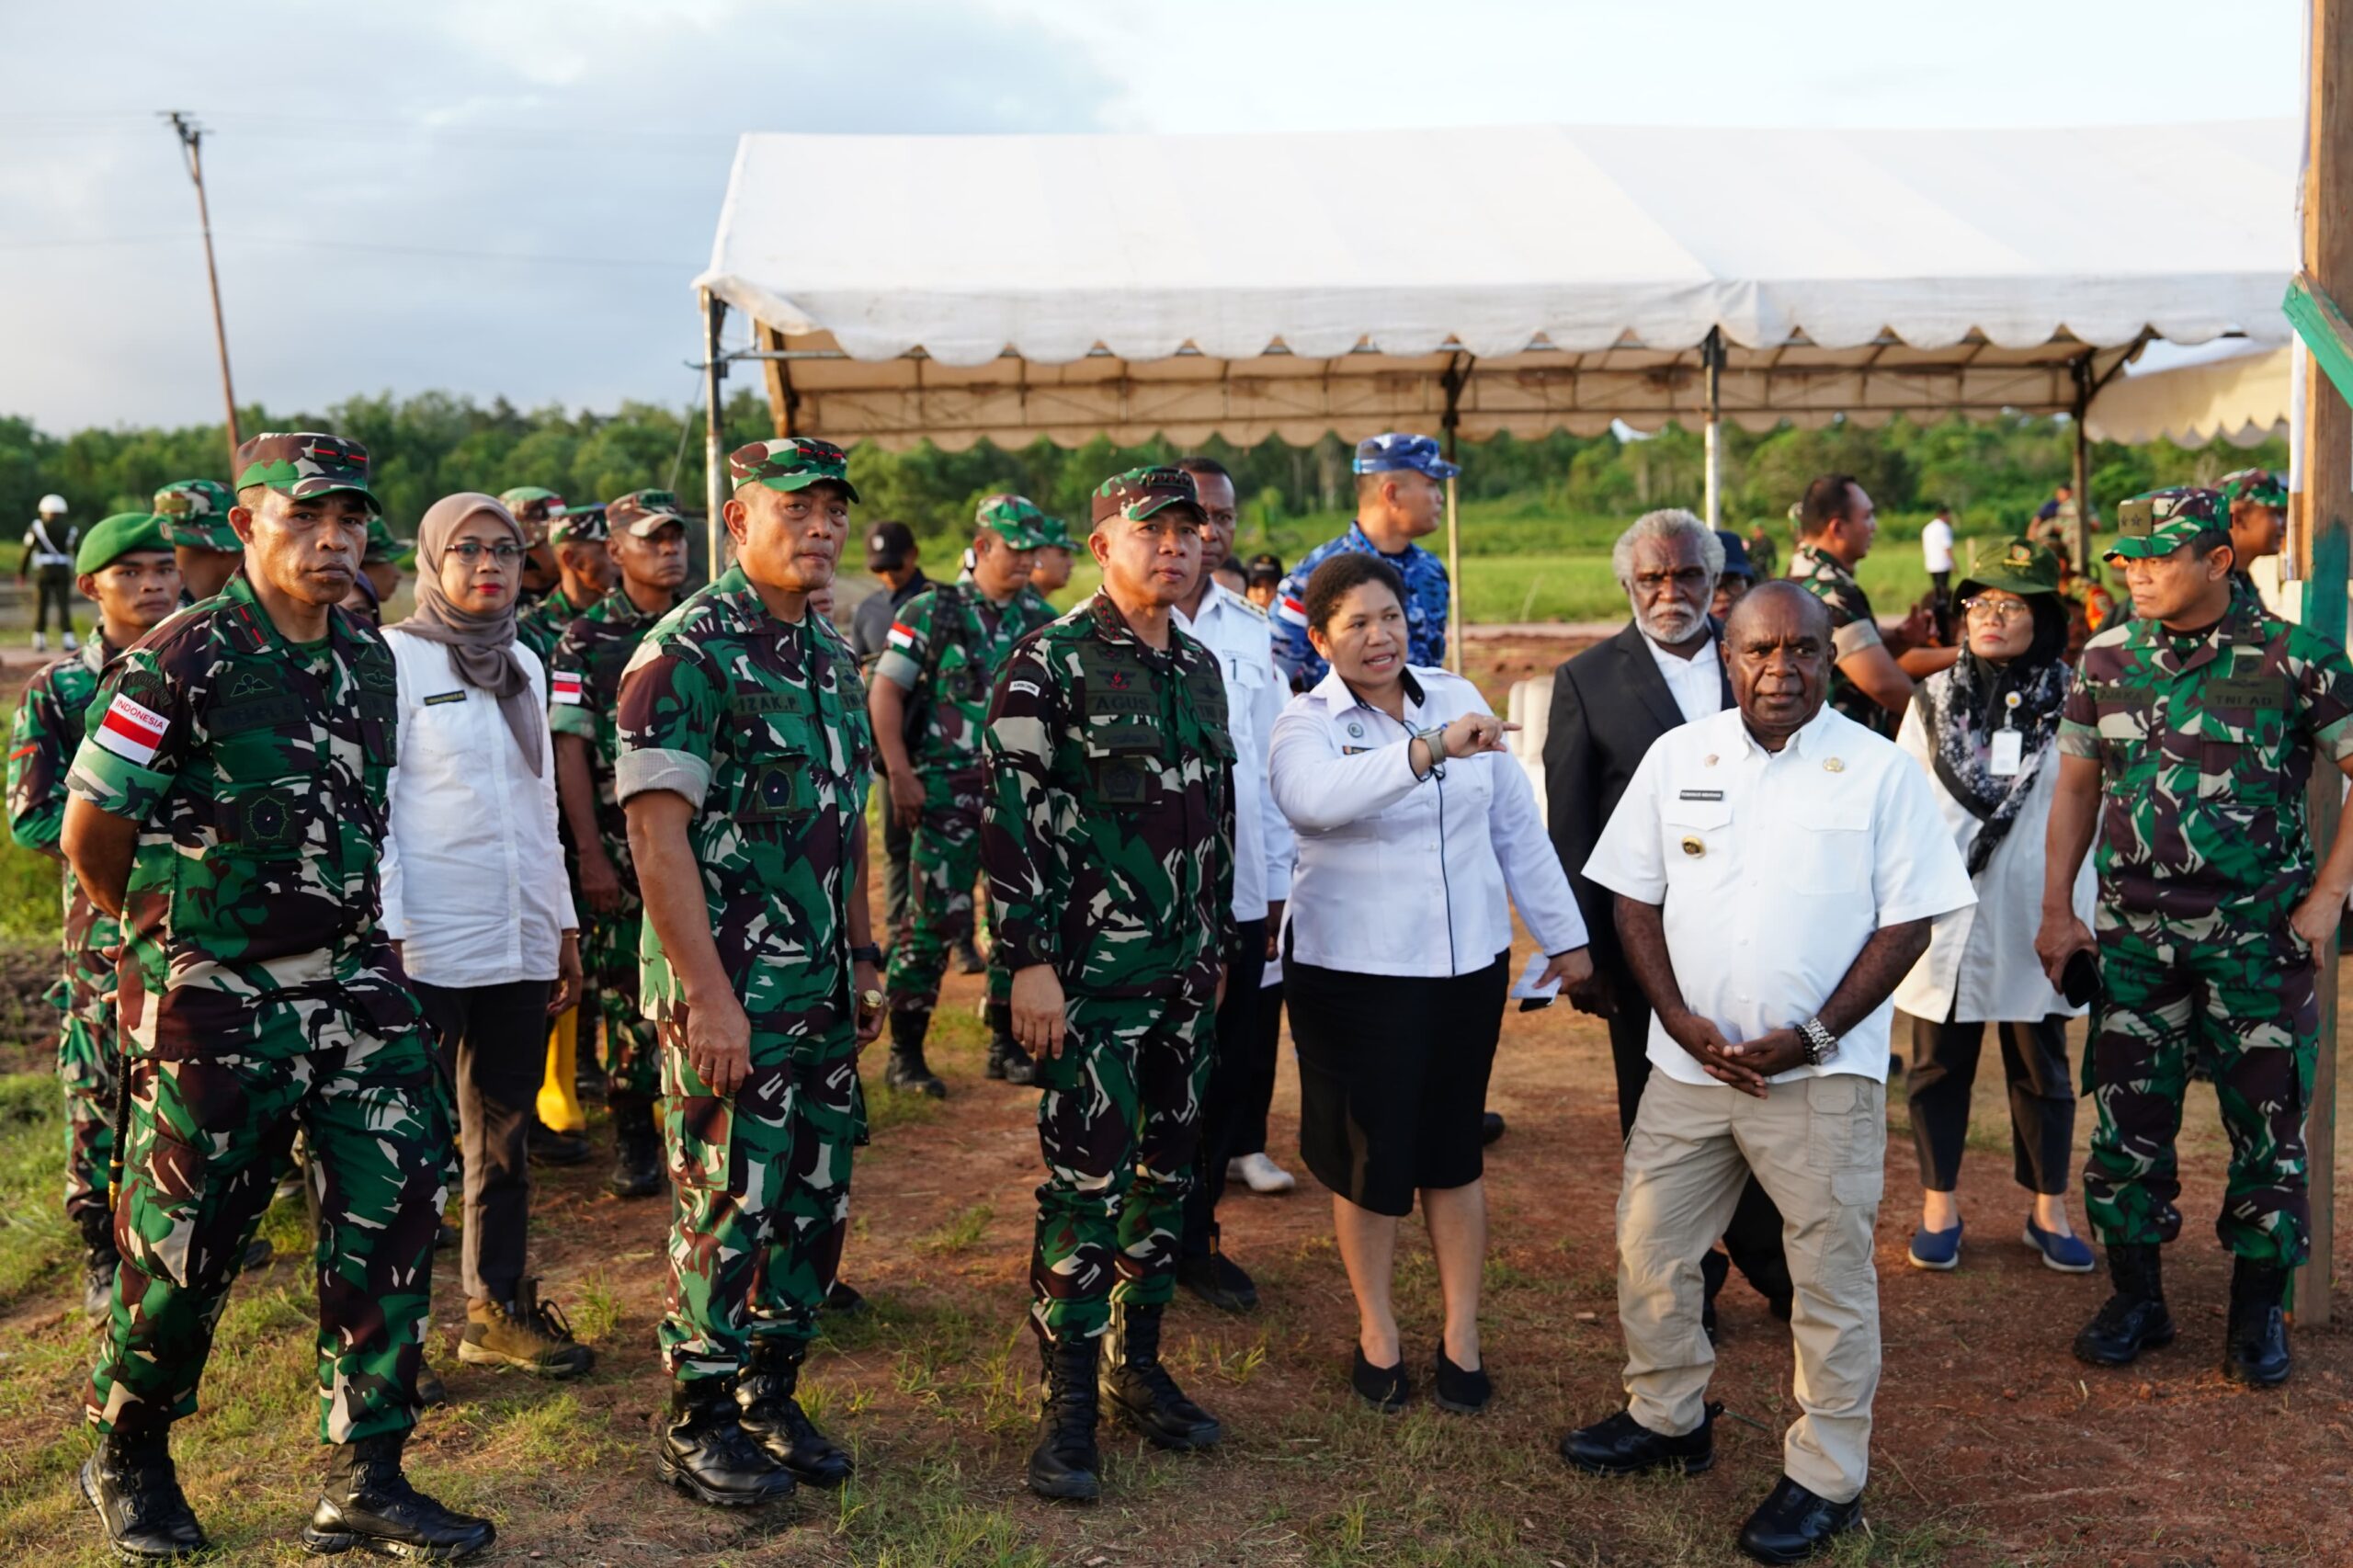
<box><xmin>1617</xmin><ymin>1069</ymin><xmax>1884</xmax><ymax>1504</ymax></box>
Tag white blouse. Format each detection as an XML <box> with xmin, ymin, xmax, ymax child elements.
<box><xmin>380</xmin><ymin>629</ymin><xmax>575</xmax><ymax>988</ymax></box>
<box><xmin>1268</xmin><ymin>664</ymin><xmax>1587</xmax><ymax>978</ymax></box>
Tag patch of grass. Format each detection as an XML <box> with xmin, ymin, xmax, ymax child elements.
<box><xmin>0</xmin><ymin>1072</ymin><xmax>73</xmax><ymax>1305</ymax></box>
<box><xmin>567</xmin><ymin>1269</ymin><xmax>624</xmax><ymax>1346</ymax></box>
<box><xmin>916</xmin><ymin>1203</ymin><xmax>993</xmax><ymax>1256</ymax></box>
<box><xmin>865</xmin><ymin>1077</ymin><xmax>942</xmax><ymax>1135</ymax></box>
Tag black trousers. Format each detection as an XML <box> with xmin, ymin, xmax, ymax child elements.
<box><xmin>32</xmin><ymin>567</ymin><xmax>71</xmax><ymax>636</ymax></box>
<box><xmin>1231</xmin><ymin>977</ymin><xmax>1282</xmax><ymax>1159</ymax></box>
<box><xmin>416</xmin><ymin>978</ymin><xmax>552</xmax><ymax>1307</ymax></box>
<box><xmin>1606</xmin><ymin>968</ymin><xmax>1792</xmax><ymax>1306</ymax></box>
<box><xmin>1906</xmin><ymin>1008</ymin><xmax>2075</xmax><ymax>1196</ymax></box>
<box><xmin>1179</xmin><ymin>917</ymin><xmax>1268</xmax><ymax>1259</ymax></box>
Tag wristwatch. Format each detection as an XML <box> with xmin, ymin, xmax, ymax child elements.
<box><xmin>849</xmin><ymin>944</ymin><xmax>883</xmax><ymax>967</ymax></box>
<box><xmin>1796</xmin><ymin>1016</ymin><xmax>1838</xmax><ymax>1066</ymax></box>
<box><xmin>1412</xmin><ymin>722</ymin><xmax>1449</xmax><ymax>779</ymax></box>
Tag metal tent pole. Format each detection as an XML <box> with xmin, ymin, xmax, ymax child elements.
<box><xmin>1702</xmin><ymin>328</ymin><xmax>1724</xmax><ymax>529</ymax></box>
<box><xmin>1441</xmin><ymin>355</ymin><xmax>1467</xmax><ymax>672</ymax></box>
<box><xmin>702</xmin><ymin>291</ymin><xmax>728</xmax><ymax>586</ymax></box>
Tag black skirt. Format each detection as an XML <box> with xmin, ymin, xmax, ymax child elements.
<box><xmin>1287</xmin><ymin>951</ymin><xmax>1509</xmax><ymax>1217</ymax></box>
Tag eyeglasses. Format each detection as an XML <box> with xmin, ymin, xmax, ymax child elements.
<box><xmin>449</xmin><ymin>541</ymin><xmax>524</xmax><ymax>563</ymax></box>
<box><xmin>1961</xmin><ymin>597</ymin><xmax>2030</xmax><ymax>623</ymax></box>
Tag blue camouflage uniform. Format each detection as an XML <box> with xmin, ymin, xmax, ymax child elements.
<box><xmin>1270</xmin><ymin>434</ymin><xmax>1457</xmax><ymax>687</ymax></box>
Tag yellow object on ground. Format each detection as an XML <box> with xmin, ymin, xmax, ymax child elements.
<box><xmin>538</xmin><ymin>1006</ymin><xmax>586</xmax><ymax>1135</ymax></box>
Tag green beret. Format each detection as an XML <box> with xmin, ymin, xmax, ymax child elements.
<box><xmin>76</xmin><ymin>512</ymin><xmax>172</xmax><ymax>575</ymax></box>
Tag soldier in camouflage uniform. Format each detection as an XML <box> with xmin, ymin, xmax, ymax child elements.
<box><xmin>500</xmin><ymin>484</ymin><xmax>565</xmax><ymax>607</ymax></box>
<box><xmin>983</xmin><ymin>466</ymin><xmax>1237</xmax><ymax>1502</ymax></box>
<box><xmin>2220</xmin><ymin>466</ymin><xmax>2288</xmax><ymax>596</ymax></box>
<box><xmin>617</xmin><ymin>437</ymin><xmax>881</xmax><ymax>1507</ymax></box>
<box><xmin>1029</xmin><ymin>506</ymin><xmax>1077</xmax><ymax>597</ymax></box>
<box><xmin>7</xmin><ymin>513</ymin><xmax>182</xmax><ymax>1319</ymax></box>
<box><xmin>153</xmin><ymin>478</ymin><xmax>244</xmax><ymax>607</ymax></box>
<box><xmin>870</xmin><ymin>494</ymin><xmax>1058</xmax><ymax>1093</ymax></box>
<box><xmin>515</xmin><ymin>495</ymin><xmax>611</xmax><ymax>670</ymax></box>
<box><xmin>551</xmin><ymin>490</ymin><xmax>687</xmax><ymax>1198</ymax></box>
<box><xmin>2040</xmin><ymin>486</ymin><xmax>2353</xmax><ymax>1391</ymax></box>
<box><xmin>1789</xmin><ymin>472</ymin><xmax>1947</xmax><ymax>736</ymax></box>
<box><xmin>63</xmin><ymin>434</ymin><xmax>492</xmax><ymax>1562</ymax></box>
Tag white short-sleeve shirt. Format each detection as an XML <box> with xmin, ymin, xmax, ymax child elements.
<box><xmin>1583</xmin><ymin>703</ymin><xmax>1974</xmax><ymax>1085</ymax></box>
<box><xmin>1921</xmin><ymin>517</ymin><xmax>1956</xmax><ymax>574</ymax></box>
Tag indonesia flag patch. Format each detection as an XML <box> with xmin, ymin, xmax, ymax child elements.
<box><xmin>96</xmin><ymin>693</ymin><xmax>168</xmax><ymax>766</ymax></box>
<box><xmin>1276</xmin><ymin>593</ymin><xmax>1306</xmax><ymax>628</ymax></box>
<box><xmin>886</xmin><ymin>621</ymin><xmax>917</xmax><ymax>652</ymax></box>
<box><xmin>551</xmin><ymin>671</ymin><xmax>585</xmax><ymax>706</ymax></box>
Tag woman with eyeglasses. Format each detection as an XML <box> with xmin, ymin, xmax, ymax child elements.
<box><xmin>381</xmin><ymin>493</ymin><xmax>594</xmax><ymax>1383</ymax></box>
<box><xmin>1892</xmin><ymin>535</ymin><xmax>2097</xmax><ymax>1276</ymax></box>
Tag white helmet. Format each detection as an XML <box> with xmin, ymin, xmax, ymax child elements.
<box><xmin>37</xmin><ymin>494</ymin><xmax>66</xmax><ymax>515</ymax></box>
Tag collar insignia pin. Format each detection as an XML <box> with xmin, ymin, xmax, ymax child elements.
<box><xmin>1347</xmin><ymin>721</ymin><xmax>1364</xmax><ymax>738</ymax></box>
<box><xmin>1824</xmin><ymin>757</ymin><xmax>1845</xmax><ymax>773</ymax></box>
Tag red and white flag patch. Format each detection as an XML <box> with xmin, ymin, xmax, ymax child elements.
<box><xmin>96</xmin><ymin>693</ymin><xmax>169</xmax><ymax>766</ymax></box>
<box><xmin>886</xmin><ymin>621</ymin><xmax>917</xmax><ymax>652</ymax></box>
<box><xmin>551</xmin><ymin>671</ymin><xmax>585</xmax><ymax>706</ymax></box>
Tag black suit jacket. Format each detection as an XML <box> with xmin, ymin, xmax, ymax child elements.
<box><xmin>1541</xmin><ymin>619</ymin><xmax>1732</xmax><ymax>974</ymax></box>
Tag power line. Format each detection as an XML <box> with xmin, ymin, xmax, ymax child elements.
<box><xmin>0</xmin><ymin>233</ymin><xmax>689</xmax><ymax>268</ymax></box>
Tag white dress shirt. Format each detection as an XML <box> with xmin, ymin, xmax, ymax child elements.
<box><xmin>1584</xmin><ymin>704</ymin><xmax>1974</xmax><ymax>1085</ymax></box>
<box><xmin>1269</xmin><ymin>665</ymin><xmax>1588</xmax><ymax>977</ymax></box>
<box><xmin>1174</xmin><ymin>581</ymin><xmax>1295</xmax><ymax>924</ymax></box>
<box><xmin>1891</xmin><ymin>699</ymin><xmax>2095</xmax><ymax>1024</ymax></box>
<box><xmin>1643</xmin><ymin>632</ymin><xmax>1727</xmax><ymax>724</ymax></box>
<box><xmin>381</xmin><ymin>630</ymin><xmax>576</xmax><ymax>987</ymax></box>
<box><xmin>1921</xmin><ymin>517</ymin><xmax>1956</xmax><ymax>574</ymax></box>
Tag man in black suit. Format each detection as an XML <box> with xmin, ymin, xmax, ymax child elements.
<box><xmin>1544</xmin><ymin>508</ymin><xmax>1792</xmax><ymax>1327</ymax></box>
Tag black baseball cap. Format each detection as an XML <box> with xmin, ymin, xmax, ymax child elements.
<box><xmin>1245</xmin><ymin>551</ymin><xmax>1283</xmax><ymax>584</ymax></box>
<box><xmin>866</xmin><ymin>519</ymin><xmax>915</xmax><ymax>572</ymax></box>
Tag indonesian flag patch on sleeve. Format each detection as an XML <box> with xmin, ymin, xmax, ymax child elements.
<box><xmin>551</xmin><ymin>671</ymin><xmax>585</xmax><ymax>706</ymax></box>
<box><xmin>886</xmin><ymin>621</ymin><xmax>917</xmax><ymax>652</ymax></box>
<box><xmin>96</xmin><ymin>692</ymin><xmax>169</xmax><ymax>766</ymax></box>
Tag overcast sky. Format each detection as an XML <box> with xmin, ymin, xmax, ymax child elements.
<box><xmin>0</xmin><ymin>0</ymin><xmax>2302</xmax><ymax>433</ymax></box>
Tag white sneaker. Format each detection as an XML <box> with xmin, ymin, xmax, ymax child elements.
<box><xmin>1230</xmin><ymin>1152</ymin><xmax>1296</xmax><ymax>1195</ymax></box>
<box><xmin>61</xmin><ymin>632</ymin><xmax>76</xmax><ymax>652</ymax></box>
<box><xmin>30</xmin><ymin>632</ymin><xmax>44</xmax><ymax>652</ymax></box>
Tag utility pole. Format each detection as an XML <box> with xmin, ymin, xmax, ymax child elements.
<box><xmin>164</xmin><ymin>112</ymin><xmax>241</xmax><ymax>461</ymax></box>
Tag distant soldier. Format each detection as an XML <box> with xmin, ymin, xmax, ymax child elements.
<box><xmin>870</xmin><ymin>495</ymin><xmax>1058</xmax><ymax>1093</ymax></box>
<box><xmin>500</xmin><ymin>485</ymin><xmax>566</xmax><ymax>607</ymax></box>
<box><xmin>6</xmin><ymin>513</ymin><xmax>182</xmax><ymax>1318</ymax></box>
<box><xmin>1745</xmin><ymin>517</ymin><xmax>1780</xmax><ymax>585</ymax></box>
<box><xmin>985</xmin><ymin>465</ymin><xmax>1236</xmax><ymax>1502</ymax></box>
<box><xmin>516</xmin><ymin>498</ymin><xmax>612</xmax><ymax>671</ymax></box>
<box><xmin>63</xmin><ymin>433</ymin><xmax>492</xmax><ymax>1562</ymax></box>
<box><xmin>358</xmin><ymin>512</ymin><xmax>406</xmax><ymax>605</ymax></box>
<box><xmin>1789</xmin><ymin>472</ymin><xmax>1949</xmax><ymax>735</ymax></box>
<box><xmin>1029</xmin><ymin>508</ymin><xmax>1077</xmax><ymax>598</ymax></box>
<box><xmin>22</xmin><ymin>493</ymin><xmax>79</xmax><ymax>652</ymax></box>
<box><xmin>2220</xmin><ymin>466</ymin><xmax>2288</xmax><ymax>596</ymax></box>
<box><xmin>848</xmin><ymin>520</ymin><xmax>931</xmax><ymax>949</ymax></box>
<box><xmin>619</xmin><ymin>437</ymin><xmax>881</xmax><ymax>1506</ymax></box>
<box><xmin>1271</xmin><ymin>433</ymin><xmax>1454</xmax><ymax>688</ymax></box>
<box><xmin>551</xmin><ymin>489</ymin><xmax>688</xmax><ymax>1198</ymax></box>
<box><xmin>153</xmin><ymin>478</ymin><xmax>244</xmax><ymax>606</ymax></box>
<box><xmin>2039</xmin><ymin>486</ymin><xmax>2353</xmax><ymax>1390</ymax></box>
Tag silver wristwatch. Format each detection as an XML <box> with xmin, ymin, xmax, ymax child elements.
<box><xmin>1412</xmin><ymin>722</ymin><xmax>1449</xmax><ymax>779</ymax></box>
<box><xmin>1796</xmin><ymin>1016</ymin><xmax>1838</xmax><ymax>1066</ymax></box>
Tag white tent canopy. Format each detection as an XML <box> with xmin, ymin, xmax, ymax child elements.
<box><xmin>696</xmin><ymin>120</ymin><xmax>2296</xmax><ymax>453</ymax></box>
<box><xmin>2086</xmin><ymin>335</ymin><xmax>2291</xmax><ymax>448</ymax></box>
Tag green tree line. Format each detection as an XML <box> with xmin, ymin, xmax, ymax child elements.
<box><xmin>0</xmin><ymin>392</ymin><xmax>2284</xmax><ymax>562</ymax></box>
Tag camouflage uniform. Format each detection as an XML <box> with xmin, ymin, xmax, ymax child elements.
<box><xmin>983</xmin><ymin>470</ymin><xmax>1236</xmax><ymax>1343</ymax></box>
<box><xmin>8</xmin><ymin>634</ymin><xmax>120</xmax><ymax>1262</ymax></box>
<box><xmin>1790</xmin><ymin>540</ymin><xmax>1894</xmax><ymax>735</ymax></box>
<box><xmin>616</xmin><ymin>445</ymin><xmax>873</xmax><ymax>1384</ymax></box>
<box><xmin>72</xmin><ymin>434</ymin><xmax>444</xmax><ymax>1446</ymax></box>
<box><xmin>1270</xmin><ymin>433</ymin><xmax>1457</xmax><ymax>688</ymax></box>
<box><xmin>153</xmin><ymin>479</ymin><xmax>243</xmax><ymax>611</ymax></box>
<box><xmin>550</xmin><ymin>516</ymin><xmax>677</xmax><ymax>1101</ymax></box>
<box><xmin>877</xmin><ymin>500</ymin><xmax>1059</xmax><ymax>1039</ymax></box>
<box><xmin>2060</xmin><ymin>488</ymin><xmax>2353</xmax><ymax>1267</ymax></box>
<box><xmin>511</xmin><ymin>490</ymin><xmax>595</xmax><ymax>668</ymax></box>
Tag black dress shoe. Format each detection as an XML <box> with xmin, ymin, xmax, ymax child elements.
<box><xmin>1736</xmin><ymin>1474</ymin><xmax>1862</xmax><ymax>1564</ymax></box>
<box><xmin>1432</xmin><ymin>1349</ymin><xmax>1491</xmax><ymax>1415</ymax></box>
<box><xmin>81</xmin><ymin>1433</ymin><xmax>208</xmax><ymax>1561</ymax></box>
<box><xmin>1559</xmin><ymin>1403</ymin><xmax>1720</xmax><ymax>1476</ymax></box>
<box><xmin>1175</xmin><ymin>1248</ymin><xmax>1258</xmax><ymax>1312</ymax></box>
<box><xmin>1481</xmin><ymin>1110</ymin><xmax>1506</xmax><ymax>1146</ymax></box>
<box><xmin>1351</xmin><ymin>1347</ymin><xmax>1410</xmax><ymax>1414</ymax></box>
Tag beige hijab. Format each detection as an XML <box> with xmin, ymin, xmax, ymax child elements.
<box><xmin>392</xmin><ymin>492</ymin><xmax>544</xmax><ymax>776</ymax></box>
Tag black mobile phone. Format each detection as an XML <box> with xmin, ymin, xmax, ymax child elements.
<box><xmin>2062</xmin><ymin>949</ymin><xmax>2100</xmax><ymax>1009</ymax></box>
<box><xmin>1518</xmin><ymin>994</ymin><xmax>1557</xmax><ymax>1013</ymax></box>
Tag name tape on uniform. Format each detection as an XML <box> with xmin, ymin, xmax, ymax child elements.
<box><xmin>96</xmin><ymin>693</ymin><xmax>168</xmax><ymax>766</ymax></box>
<box><xmin>551</xmin><ymin>672</ymin><xmax>585</xmax><ymax>706</ymax></box>
<box><xmin>1677</xmin><ymin>789</ymin><xmax>1724</xmax><ymax>801</ymax></box>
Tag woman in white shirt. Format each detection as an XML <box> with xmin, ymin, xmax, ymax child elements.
<box><xmin>1893</xmin><ymin>536</ymin><xmax>2096</xmax><ymax>1276</ymax></box>
<box><xmin>1268</xmin><ymin>552</ymin><xmax>1591</xmax><ymax>1416</ymax></box>
<box><xmin>382</xmin><ymin>491</ymin><xmax>589</xmax><ymax>1378</ymax></box>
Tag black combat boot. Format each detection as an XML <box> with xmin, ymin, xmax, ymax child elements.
<box><xmin>606</xmin><ymin>1091</ymin><xmax>664</xmax><ymax>1199</ymax></box>
<box><xmin>884</xmin><ymin>1010</ymin><xmax>947</xmax><ymax>1099</ymax></box>
<box><xmin>79</xmin><ymin>1428</ymin><xmax>208</xmax><ymax>1561</ymax></box>
<box><xmin>79</xmin><ymin>1211</ymin><xmax>119</xmax><ymax>1322</ymax></box>
<box><xmin>737</xmin><ymin>1340</ymin><xmax>854</xmax><ymax>1486</ymax></box>
<box><xmin>984</xmin><ymin>1000</ymin><xmax>1038</xmax><ymax>1085</ymax></box>
<box><xmin>2074</xmin><ymin>1243</ymin><xmax>2177</xmax><ymax>1367</ymax></box>
<box><xmin>1028</xmin><ymin>1335</ymin><xmax>1103</xmax><ymax>1502</ymax></box>
<box><xmin>2222</xmin><ymin>1256</ymin><xmax>2292</xmax><ymax>1387</ymax></box>
<box><xmin>656</xmin><ymin>1381</ymin><xmax>796</xmax><ymax>1507</ymax></box>
<box><xmin>1099</xmin><ymin>1301</ymin><xmax>1222</xmax><ymax>1450</ymax></box>
<box><xmin>301</xmin><ymin>1432</ymin><xmax>494</xmax><ymax>1560</ymax></box>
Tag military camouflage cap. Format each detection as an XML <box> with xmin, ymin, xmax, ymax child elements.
<box><xmin>74</xmin><ymin>512</ymin><xmax>171</xmax><ymax>576</ymax></box>
<box><xmin>1031</xmin><ymin>510</ymin><xmax>1074</xmax><ymax>550</ymax></box>
<box><xmin>729</xmin><ymin>437</ymin><xmax>861</xmax><ymax>501</ymax></box>
<box><xmin>2104</xmin><ymin>486</ymin><xmax>2227</xmax><ymax>562</ymax></box>
<box><xmin>152</xmin><ymin>478</ymin><xmax>242</xmax><ymax>553</ymax></box>
<box><xmin>974</xmin><ymin>494</ymin><xmax>1055</xmax><ymax>551</ymax></box>
<box><xmin>1956</xmin><ymin>534</ymin><xmax>2061</xmax><ymax>599</ymax></box>
<box><xmin>2220</xmin><ymin>467</ymin><xmax>2288</xmax><ymax>509</ymax></box>
<box><xmin>361</xmin><ymin>513</ymin><xmax>410</xmax><ymax>567</ymax></box>
<box><xmin>606</xmin><ymin>488</ymin><xmax>688</xmax><ymax>539</ymax></box>
<box><xmin>551</xmin><ymin>504</ymin><xmax>608</xmax><ymax>545</ymax></box>
<box><xmin>498</xmin><ymin>485</ymin><xmax>566</xmax><ymax>547</ymax></box>
<box><xmin>232</xmin><ymin>431</ymin><xmax>381</xmax><ymax>512</ymax></box>
<box><xmin>1090</xmin><ymin>466</ymin><xmax>1201</xmax><ymax>528</ymax></box>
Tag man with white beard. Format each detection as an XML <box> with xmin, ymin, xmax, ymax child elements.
<box><xmin>1542</xmin><ymin>509</ymin><xmax>1793</xmax><ymax>1334</ymax></box>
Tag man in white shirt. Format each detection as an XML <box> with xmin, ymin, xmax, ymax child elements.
<box><xmin>1567</xmin><ymin>583</ymin><xmax>1973</xmax><ymax>1566</ymax></box>
<box><xmin>1169</xmin><ymin>457</ymin><xmax>1299</xmax><ymax>1312</ymax></box>
<box><xmin>1920</xmin><ymin>507</ymin><xmax>1957</xmax><ymax>641</ymax></box>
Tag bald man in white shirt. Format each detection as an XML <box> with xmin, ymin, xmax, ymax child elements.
<box><xmin>1564</xmin><ymin>583</ymin><xmax>1974</xmax><ymax>1566</ymax></box>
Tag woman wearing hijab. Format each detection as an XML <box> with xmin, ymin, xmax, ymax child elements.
<box><xmin>1893</xmin><ymin>536</ymin><xmax>2097</xmax><ymax>1275</ymax></box>
<box><xmin>381</xmin><ymin>492</ymin><xmax>592</xmax><ymax>1381</ymax></box>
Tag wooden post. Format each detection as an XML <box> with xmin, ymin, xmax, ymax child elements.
<box><xmin>702</xmin><ymin>291</ymin><xmax>729</xmax><ymax>586</ymax></box>
<box><xmin>1440</xmin><ymin>354</ymin><xmax>1467</xmax><ymax>672</ymax></box>
<box><xmin>165</xmin><ymin>113</ymin><xmax>240</xmax><ymax>461</ymax></box>
<box><xmin>2071</xmin><ymin>354</ymin><xmax>2095</xmax><ymax>577</ymax></box>
<box><xmin>2294</xmin><ymin>0</ymin><xmax>2349</xmax><ymax>1327</ymax></box>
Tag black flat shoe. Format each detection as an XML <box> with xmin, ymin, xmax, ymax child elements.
<box><xmin>1350</xmin><ymin>1347</ymin><xmax>1409</xmax><ymax>1414</ymax></box>
<box><xmin>1432</xmin><ymin>1349</ymin><xmax>1491</xmax><ymax>1415</ymax></box>
<box><xmin>1736</xmin><ymin>1474</ymin><xmax>1863</xmax><ymax>1564</ymax></box>
<box><xmin>1481</xmin><ymin>1110</ymin><xmax>1506</xmax><ymax>1146</ymax></box>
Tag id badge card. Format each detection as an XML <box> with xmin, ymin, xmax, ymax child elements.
<box><xmin>1989</xmin><ymin>727</ymin><xmax>2024</xmax><ymax>776</ymax></box>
